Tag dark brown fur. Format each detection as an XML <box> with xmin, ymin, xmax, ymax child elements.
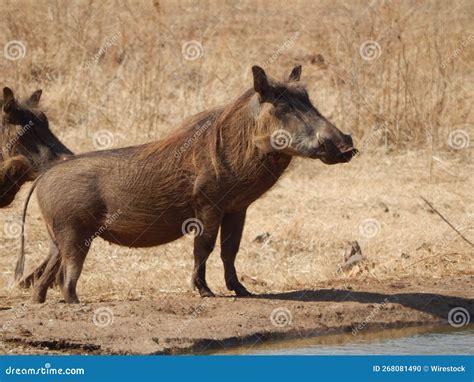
<box><xmin>0</xmin><ymin>87</ymin><xmax>73</xmax><ymax>208</ymax></box>
<box><xmin>17</xmin><ymin>66</ymin><xmax>357</xmax><ymax>303</ymax></box>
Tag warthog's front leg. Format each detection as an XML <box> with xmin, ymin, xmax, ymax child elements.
<box><xmin>58</xmin><ymin>234</ymin><xmax>90</xmax><ymax>304</ymax></box>
<box><xmin>191</xmin><ymin>207</ymin><xmax>222</xmax><ymax>297</ymax></box>
<box><xmin>220</xmin><ymin>210</ymin><xmax>252</xmax><ymax>297</ymax></box>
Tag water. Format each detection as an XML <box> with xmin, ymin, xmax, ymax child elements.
<box><xmin>216</xmin><ymin>325</ymin><xmax>474</xmax><ymax>355</ymax></box>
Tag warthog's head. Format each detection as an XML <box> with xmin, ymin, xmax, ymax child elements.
<box><xmin>1</xmin><ymin>87</ymin><xmax>72</xmax><ymax>162</ymax></box>
<box><xmin>0</xmin><ymin>87</ymin><xmax>73</xmax><ymax>207</ymax></box>
<box><xmin>252</xmin><ymin>65</ymin><xmax>357</xmax><ymax>164</ymax></box>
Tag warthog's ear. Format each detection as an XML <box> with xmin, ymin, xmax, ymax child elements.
<box><xmin>252</xmin><ymin>66</ymin><xmax>271</xmax><ymax>102</ymax></box>
<box><xmin>3</xmin><ymin>87</ymin><xmax>15</xmax><ymax>112</ymax></box>
<box><xmin>27</xmin><ymin>89</ymin><xmax>42</xmax><ymax>107</ymax></box>
<box><xmin>288</xmin><ymin>65</ymin><xmax>302</xmax><ymax>82</ymax></box>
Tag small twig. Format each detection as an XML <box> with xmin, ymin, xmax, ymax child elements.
<box><xmin>420</xmin><ymin>196</ymin><xmax>474</xmax><ymax>247</ymax></box>
<box><xmin>405</xmin><ymin>252</ymin><xmax>462</xmax><ymax>269</ymax></box>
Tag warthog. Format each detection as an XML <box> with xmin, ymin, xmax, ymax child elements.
<box><xmin>0</xmin><ymin>87</ymin><xmax>73</xmax><ymax>208</ymax></box>
<box><xmin>17</xmin><ymin>65</ymin><xmax>357</xmax><ymax>303</ymax></box>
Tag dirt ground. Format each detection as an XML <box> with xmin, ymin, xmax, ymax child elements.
<box><xmin>0</xmin><ymin>277</ymin><xmax>472</xmax><ymax>355</ymax></box>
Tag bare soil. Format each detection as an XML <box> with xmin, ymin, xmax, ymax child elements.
<box><xmin>1</xmin><ymin>277</ymin><xmax>472</xmax><ymax>355</ymax></box>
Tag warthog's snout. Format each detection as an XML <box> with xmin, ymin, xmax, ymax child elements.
<box><xmin>343</xmin><ymin>133</ymin><xmax>354</xmax><ymax>148</ymax></box>
<box><xmin>337</xmin><ymin>147</ymin><xmax>358</xmax><ymax>162</ymax></box>
<box><xmin>336</xmin><ymin>133</ymin><xmax>357</xmax><ymax>161</ymax></box>
<box><xmin>319</xmin><ymin>135</ymin><xmax>358</xmax><ymax>165</ymax></box>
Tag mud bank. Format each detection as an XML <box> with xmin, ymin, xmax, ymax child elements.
<box><xmin>1</xmin><ymin>277</ymin><xmax>472</xmax><ymax>355</ymax></box>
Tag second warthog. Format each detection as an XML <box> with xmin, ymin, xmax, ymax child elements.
<box><xmin>17</xmin><ymin>65</ymin><xmax>357</xmax><ymax>303</ymax></box>
<box><xmin>0</xmin><ymin>87</ymin><xmax>73</xmax><ymax>208</ymax></box>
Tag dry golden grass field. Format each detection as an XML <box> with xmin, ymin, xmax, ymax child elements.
<box><xmin>0</xmin><ymin>0</ymin><xmax>472</xmax><ymax>354</ymax></box>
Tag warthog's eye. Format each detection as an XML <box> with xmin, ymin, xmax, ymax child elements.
<box><xmin>275</xmin><ymin>102</ymin><xmax>290</xmax><ymax>112</ymax></box>
<box><xmin>271</xmin><ymin>101</ymin><xmax>292</xmax><ymax>117</ymax></box>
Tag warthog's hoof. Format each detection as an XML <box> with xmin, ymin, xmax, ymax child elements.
<box><xmin>31</xmin><ymin>292</ymin><xmax>47</xmax><ymax>304</ymax></box>
<box><xmin>18</xmin><ymin>278</ymin><xmax>32</xmax><ymax>289</ymax></box>
<box><xmin>234</xmin><ymin>287</ymin><xmax>253</xmax><ymax>297</ymax></box>
<box><xmin>19</xmin><ymin>273</ymin><xmax>37</xmax><ymax>289</ymax></box>
<box><xmin>62</xmin><ymin>295</ymin><xmax>80</xmax><ymax>304</ymax></box>
<box><xmin>198</xmin><ymin>288</ymin><xmax>216</xmax><ymax>298</ymax></box>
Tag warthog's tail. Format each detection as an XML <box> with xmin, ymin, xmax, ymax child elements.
<box><xmin>14</xmin><ymin>174</ymin><xmax>43</xmax><ymax>283</ymax></box>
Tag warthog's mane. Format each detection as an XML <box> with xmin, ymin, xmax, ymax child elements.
<box><xmin>142</xmin><ymin>80</ymin><xmax>307</xmax><ymax>175</ymax></box>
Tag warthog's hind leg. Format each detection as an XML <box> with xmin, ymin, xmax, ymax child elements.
<box><xmin>20</xmin><ymin>258</ymin><xmax>48</xmax><ymax>289</ymax></box>
<box><xmin>220</xmin><ymin>210</ymin><xmax>252</xmax><ymax>297</ymax></box>
<box><xmin>31</xmin><ymin>242</ymin><xmax>61</xmax><ymax>303</ymax></box>
<box><xmin>21</xmin><ymin>241</ymin><xmax>64</xmax><ymax>290</ymax></box>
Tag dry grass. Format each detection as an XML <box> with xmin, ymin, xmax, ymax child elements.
<box><xmin>0</xmin><ymin>0</ymin><xmax>472</xmax><ymax>301</ymax></box>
